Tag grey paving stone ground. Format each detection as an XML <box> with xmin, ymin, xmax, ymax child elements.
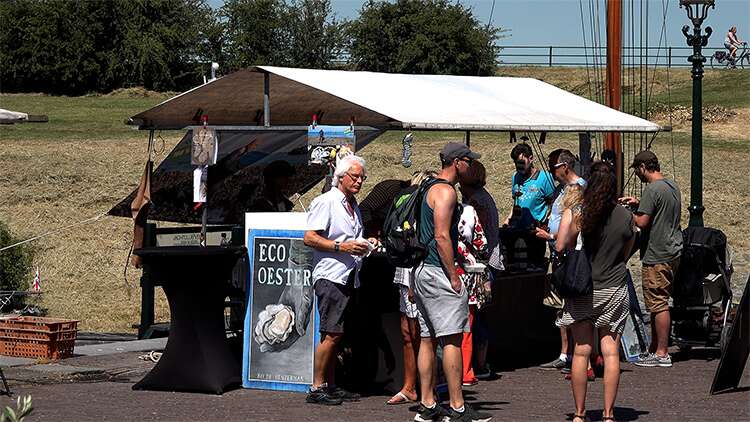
<box><xmin>0</xmin><ymin>348</ymin><xmax>747</xmax><ymax>421</ymax></box>
<box><xmin>73</xmin><ymin>337</ymin><xmax>167</xmax><ymax>357</ymax></box>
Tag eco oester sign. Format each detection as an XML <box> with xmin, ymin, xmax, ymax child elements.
<box><xmin>243</xmin><ymin>228</ymin><xmax>319</xmax><ymax>392</ymax></box>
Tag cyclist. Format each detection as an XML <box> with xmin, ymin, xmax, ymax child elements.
<box><xmin>725</xmin><ymin>26</ymin><xmax>743</xmax><ymax>63</ymax></box>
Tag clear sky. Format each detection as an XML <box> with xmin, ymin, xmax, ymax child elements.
<box><xmin>208</xmin><ymin>0</ymin><xmax>749</xmax><ymax>48</ymax></box>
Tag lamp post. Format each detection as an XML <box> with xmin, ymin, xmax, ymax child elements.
<box><xmin>679</xmin><ymin>0</ymin><xmax>714</xmax><ymax>227</ymax></box>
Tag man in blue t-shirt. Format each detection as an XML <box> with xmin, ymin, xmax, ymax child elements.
<box><xmin>503</xmin><ymin>143</ymin><xmax>556</xmax><ymax>229</ymax></box>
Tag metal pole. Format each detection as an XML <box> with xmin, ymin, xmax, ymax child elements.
<box><xmin>264</xmin><ymin>72</ymin><xmax>271</xmax><ymax>127</ymax></box>
<box><xmin>668</xmin><ymin>47</ymin><xmax>672</xmax><ymax>68</ymax></box>
<box><xmin>578</xmin><ymin>132</ymin><xmax>592</xmax><ymax>179</ymax></box>
<box><xmin>689</xmin><ymin>64</ymin><xmax>704</xmax><ymax>226</ymax></box>
<box><xmin>549</xmin><ymin>46</ymin><xmax>553</xmax><ymax>67</ymax></box>
<box><xmin>138</xmin><ymin>222</ymin><xmax>156</xmax><ymax>339</ymax></box>
<box><xmin>680</xmin><ymin>0</ymin><xmax>714</xmax><ymax>227</ymax></box>
<box><xmin>465</xmin><ymin>131</ymin><xmax>471</xmax><ymax>148</ymax></box>
<box><xmin>201</xmin><ymin>199</ymin><xmax>208</xmax><ymax>246</ymax></box>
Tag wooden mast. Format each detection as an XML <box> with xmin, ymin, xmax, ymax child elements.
<box><xmin>605</xmin><ymin>0</ymin><xmax>623</xmax><ymax>193</ymax></box>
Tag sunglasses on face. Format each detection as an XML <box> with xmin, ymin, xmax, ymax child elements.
<box><xmin>346</xmin><ymin>172</ymin><xmax>367</xmax><ymax>182</ymax></box>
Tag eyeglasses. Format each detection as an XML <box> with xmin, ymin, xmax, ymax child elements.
<box><xmin>346</xmin><ymin>172</ymin><xmax>367</xmax><ymax>182</ymax></box>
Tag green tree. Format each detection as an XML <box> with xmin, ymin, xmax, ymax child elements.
<box><xmin>0</xmin><ymin>0</ymin><xmax>216</xmax><ymax>94</ymax></box>
<box><xmin>286</xmin><ymin>0</ymin><xmax>347</xmax><ymax>69</ymax></box>
<box><xmin>347</xmin><ymin>0</ymin><xmax>503</xmax><ymax>75</ymax></box>
<box><xmin>0</xmin><ymin>0</ymin><xmax>102</xmax><ymax>94</ymax></box>
<box><xmin>221</xmin><ymin>0</ymin><xmax>290</xmax><ymax>71</ymax></box>
<box><xmin>0</xmin><ymin>222</ymin><xmax>33</xmax><ymax>293</ymax></box>
<box><xmin>219</xmin><ymin>0</ymin><xmax>348</xmax><ymax>71</ymax></box>
<box><xmin>90</xmin><ymin>0</ymin><xmax>215</xmax><ymax>92</ymax></box>
<box><xmin>196</xmin><ymin>7</ymin><xmax>227</xmax><ymax>73</ymax></box>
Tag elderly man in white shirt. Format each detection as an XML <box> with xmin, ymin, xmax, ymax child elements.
<box><xmin>303</xmin><ymin>155</ymin><xmax>379</xmax><ymax>406</ymax></box>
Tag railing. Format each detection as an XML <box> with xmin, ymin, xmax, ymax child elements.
<box><xmin>496</xmin><ymin>45</ymin><xmax>732</xmax><ymax>67</ymax></box>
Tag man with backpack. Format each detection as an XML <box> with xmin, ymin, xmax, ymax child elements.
<box><xmin>411</xmin><ymin>142</ymin><xmax>492</xmax><ymax>422</ymax></box>
<box><xmin>619</xmin><ymin>150</ymin><xmax>682</xmax><ymax>368</ymax></box>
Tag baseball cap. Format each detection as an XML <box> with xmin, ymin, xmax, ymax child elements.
<box><xmin>630</xmin><ymin>150</ymin><xmax>658</xmax><ymax>168</ymax></box>
<box><xmin>440</xmin><ymin>142</ymin><xmax>481</xmax><ymax>163</ymax></box>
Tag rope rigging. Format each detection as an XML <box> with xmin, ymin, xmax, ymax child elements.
<box><xmin>577</xmin><ymin>0</ymin><xmax>676</xmax><ymax>198</ymax></box>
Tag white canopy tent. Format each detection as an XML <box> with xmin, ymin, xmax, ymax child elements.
<box><xmin>129</xmin><ymin>66</ymin><xmax>662</xmax><ymax>133</ymax></box>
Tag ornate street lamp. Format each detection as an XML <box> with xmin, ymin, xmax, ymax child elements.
<box><xmin>679</xmin><ymin>0</ymin><xmax>715</xmax><ymax>227</ymax></box>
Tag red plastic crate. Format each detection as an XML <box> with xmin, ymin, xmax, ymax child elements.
<box><xmin>0</xmin><ymin>316</ymin><xmax>79</xmax><ymax>360</ymax></box>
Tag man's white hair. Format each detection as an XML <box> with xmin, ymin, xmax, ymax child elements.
<box><xmin>332</xmin><ymin>155</ymin><xmax>366</xmax><ymax>187</ymax></box>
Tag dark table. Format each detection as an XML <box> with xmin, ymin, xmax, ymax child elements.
<box><xmin>343</xmin><ymin>257</ymin><xmax>559</xmax><ymax>393</ymax></box>
<box><xmin>132</xmin><ymin>246</ymin><xmax>246</xmax><ymax>394</ymax></box>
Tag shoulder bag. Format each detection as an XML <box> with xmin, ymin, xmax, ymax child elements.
<box><xmin>551</xmin><ymin>233</ymin><xmax>593</xmax><ymax>298</ymax></box>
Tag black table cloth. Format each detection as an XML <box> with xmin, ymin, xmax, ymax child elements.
<box><xmin>132</xmin><ymin>246</ymin><xmax>246</xmax><ymax>394</ymax></box>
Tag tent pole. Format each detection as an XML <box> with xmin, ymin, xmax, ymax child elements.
<box><xmin>200</xmin><ymin>202</ymin><xmax>208</xmax><ymax>247</ymax></box>
<box><xmin>264</xmin><ymin>72</ymin><xmax>271</xmax><ymax>127</ymax></box>
<box><xmin>579</xmin><ymin>132</ymin><xmax>592</xmax><ymax>179</ymax></box>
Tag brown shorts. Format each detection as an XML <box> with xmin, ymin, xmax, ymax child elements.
<box><xmin>642</xmin><ymin>258</ymin><xmax>680</xmax><ymax>313</ymax></box>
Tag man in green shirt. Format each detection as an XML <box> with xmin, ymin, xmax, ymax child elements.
<box><xmin>619</xmin><ymin>151</ymin><xmax>683</xmax><ymax>368</ymax></box>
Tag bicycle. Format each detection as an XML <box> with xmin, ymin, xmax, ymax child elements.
<box><xmin>711</xmin><ymin>42</ymin><xmax>749</xmax><ymax>69</ymax></box>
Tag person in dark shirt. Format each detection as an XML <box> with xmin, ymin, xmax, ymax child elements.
<box><xmin>359</xmin><ymin>179</ymin><xmax>411</xmax><ymax>238</ymax></box>
<box><xmin>251</xmin><ymin>160</ymin><xmax>295</xmax><ymax>212</ymax></box>
<box><xmin>556</xmin><ymin>161</ymin><xmax>635</xmax><ymax>422</ymax></box>
<box><xmin>619</xmin><ymin>150</ymin><xmax>682</xmax><ymax>368</ymax></box>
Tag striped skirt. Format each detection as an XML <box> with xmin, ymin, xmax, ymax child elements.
<box><xmin>556</xmin><ymin>282</ymin><xmax>630</xmax><ymax>335</ymax></box>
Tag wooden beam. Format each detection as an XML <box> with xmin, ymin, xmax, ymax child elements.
<box><xmin>606</xmin><ymin>0</ymin><xmax>623</xmax><ymax>194</ymax></box>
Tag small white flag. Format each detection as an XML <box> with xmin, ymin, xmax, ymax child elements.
<box><xmin>32</xmin><ymin>267</ymin><xmax>41</xmax><ymax>291</ymax></box>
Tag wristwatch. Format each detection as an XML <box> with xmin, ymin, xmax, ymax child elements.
<box><xmin>334</xmin><ymin>241</ymin><xmax>341</xmax><ymax>252</ymax></box>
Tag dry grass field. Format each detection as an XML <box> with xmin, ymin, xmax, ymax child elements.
<box><xmin>0</xmin><ymin>69</ymin><xmax>748</xmax><ymax>333</ymax></box>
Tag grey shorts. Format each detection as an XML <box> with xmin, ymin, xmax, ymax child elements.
<box><xmin>314</xmin><ymin>279</ymin><xmax>352</xmax><ymax>334</ymax></box>
<box><xmin>413</xmin><ymin>264</ymin><xmax>469</xmax><ymax>338</ymax></box>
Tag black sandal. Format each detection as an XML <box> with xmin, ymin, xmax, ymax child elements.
<box><xmin>603</xmin><ymin>417</ymin><xmax>615</xmax><ymax>421</ymax></box>
<box><xmin>573</xmin><ymin>414</ymin><xmax>588</xmax><ymax>422</ymax></box>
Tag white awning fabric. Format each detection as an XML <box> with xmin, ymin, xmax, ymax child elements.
<box><xmin>0</xmin><ymin>108</ymin><xmax>28</xmax><ymax>124</ymax></box>
<box><xmin>130</xmin><ymin>66</ymin><xmax>662</xmax><ymax>133</ymax></box>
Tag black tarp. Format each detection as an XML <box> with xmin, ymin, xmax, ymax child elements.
<box><xmin>109</xmin><ymin>129</ymin><xmax>383</xmax><ymax>224</ymax></box>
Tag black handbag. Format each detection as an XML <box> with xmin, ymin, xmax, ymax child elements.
<box><xmin>551</xmin><ymin>235</ymin><xmax>593</xmax><ymax>298</ymax></box>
